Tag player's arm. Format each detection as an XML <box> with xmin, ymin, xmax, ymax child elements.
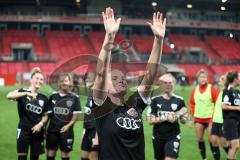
<box><xmin>60</xmin><ymin>114</ymin><xmax>78</xmax><ymax>133</ymax></box>
<box><xmin>222</xmin><ymin>104</ymin><xmax>240</xmax><ymax>111</ymax></box>
<box><xmin>93</xmin><ymin>7</ymin><xmax>121</xmax><ymax>105</ymax></box>
<box><xmin>61</xmin><ymin>95</ymin><xmax>81</xmax><ymax>133</ymax></box>
<box><xmin>179</xmin><ymin>107</ymin><xmax>188</xmax><ymax>124</ymax></box>
<box><xmin>222</xmin><ymin>89</ymin><xmax>240</xmax><ymax>111</ymax></box>
<box><xmin>147</xmin><ymin>115</ymin><xmax>165</xmax><ymax>125</ymax></box>
<box><xmin>139</xmin><ymin>12</ymin><xmax>166</xmax><ymax>99</ymax></box>
<box><xmin>31</xmin><ymin>114</ymin><xmax>48</xmax><ymax>133</ymax></box>
<box><xmin>189</xmin><ymin>88</ymin><xmax>195</xmax><ymax>116</ymax></box>
<box><xmin>7</xmin><ymin>89</ymin><xmax>37</xmax><ymax>100</ymax></box>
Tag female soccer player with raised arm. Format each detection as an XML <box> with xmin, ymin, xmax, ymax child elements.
<box><xmin>7</xmin><ymin>67</ymin><xmax>50</xmax><ymax>160</ymax></box>
<box><xmin>147</xmin><ymin>74</ymin><xmax>188</xmax><ymax>160</ymax></box>
<box><xmin>210</xmin><ymin>75</ymin><xmax>229</xmax><ymax>160</ymax></box>
<box><xmin>222</xmin><ymin>71</ymin><xmax>240</xmax><ymax>160</ymax></box>
<box><xmin>91</xmin><ymin>7</ymin><xmax>166</xmax><ymax>160</ymax></box>
<box><xmin>190</xmin><ymin>69</ymin><xmax>219</xmax><ymax>160</ymax></box>
<box><xmin>46</xmin><ymin>73</ymin><xmax>81</xmax><ymax>160</ymax></box>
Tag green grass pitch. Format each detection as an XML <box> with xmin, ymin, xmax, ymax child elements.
<box><xmin>0</xmin><ymin>86</ymin><xmax>238</xmax><ymax>160</ymax></box>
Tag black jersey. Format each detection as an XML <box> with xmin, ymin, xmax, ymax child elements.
<box><xmin>83</xmin><ymin>96</ymin><xmax>96</xmax><ymax>129</ymax></box>
<box><xmin>17</xmin><ymin>88</ymin><xmax>50</xmax><ymax>131</ymax></box>
<box><xmin>92</xmin><ymin>91</ymin><xmax>149</xmax><ymax>160</ymax></box>
<box><xmin>47</xmin><ymin>92</ymin><xmax>81</xmax><ymax>132</ymax></box>
<box><xmin>222</xmin><ymin>86</ymin><xmax>240</xmax><ymax>120</ymax></box>
<box><xmin>148</xmin><ymin>94</ymin><xmax>186</xmax><ymax>140</ymax></box>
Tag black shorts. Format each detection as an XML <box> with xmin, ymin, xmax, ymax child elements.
<box><xmin>194</xmin><ymin>122</ymin><xmax>209</xmax><ymax>128</ymax></box>
<box><xmin>16</xmin><ymin>128</ymin><xmax>45</xmax><ymax>155</ymax></box>
<box><xmin>46</xmin><ymin>130</ymin><xmax>74</xmax><ymax>153</ymax></box>
<box><xmin>223</xmin><ymin>118</ymin><xmax>240</xmax><ymax>141</ymax></box>
<box><xmin>152</xmin><ymin>134</ymin><xmax>181</xmax><ymax>159</ymax></box>
<box><xmin>81</xmin><ymin>128</ymin><xmax>98</xmax><ymax>152</ymax></box>
<box><xmin>211</xmin><ymin>122</ymin><xmax>224</xmax><ymax>137</ymax></box>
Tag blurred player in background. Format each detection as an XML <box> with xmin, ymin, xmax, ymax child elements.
<box><xmin>147</xmin><ymin>74</ymin><xmax>187</xmax><ymax>160</ymax></box>
<box><xmin>81</xmin><ymin>72</ymin><xmax>98</xmax><ymax>160</ymax></box>
<box><xmin>190</xmin><ymin>69</ymin><xmax>219</xmax><ymax>160</ymax></box>
<box><xmin>210</xmin><ymin>75</ymin><xmax>229</xmax><ymax>160</ymax></box>
<box><xmin>7</xmin><ymin>67</ymin><xmax>50</xmax><ymax>160</ymax></box>
<box><xmin>46</xmin><ymin>73</ymin><xmax>81</xmax><ymax>160</ymax></box>
<box><xmin>222</xmin><ymin>71</ymin><xmax>240</xmax><ymax>160</ymax></box>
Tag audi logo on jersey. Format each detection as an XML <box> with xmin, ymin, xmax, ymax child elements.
<box><xmin>26</xmin><ymin>103</ymin><xmax>43</xmax><ymax>114</ymax></box>
<box><xmin>54</xmin><ymin>107</ymin><xmax>70</xmax><ymax>115</ymax></box>
<box><xmin>157</xmin><ymin>111</ymin><xmax>176</xmax><ymax>120</ymax></box>
<box><xmin>116</xmin><ymin>117</ymin><xmax>142</xmax><ymax>130</ymax></box>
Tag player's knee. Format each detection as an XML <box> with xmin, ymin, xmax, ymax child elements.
<box><xmin>61</xmin><ymin>151</ymin><xmax>70</xmax><ymax>158</ymax></box>
<box><xmin>47</xmin><ymin>150</ymin><xmax>56</xmax><ymax>157</ymax></box>
<box><xmin>231</xmin><ymin>141</ymin><xmax>239</xmax><ymax>150</ymax></box>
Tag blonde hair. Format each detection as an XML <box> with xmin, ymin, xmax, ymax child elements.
<box><xmin>159</xmin><ymin>73</ymin><xmax>176</xmax><ymax>85</ymax></box>
<box><xmin>58</xmin><ymin>73</ymin><xmax>73</xmax><ymax>92</ymax></box>
<box><xmin>31</xmin><ymin>67</ymin><xmax>43</xmax><ymax>78</ymax></box>
<box><xmin>197</xmin><ymin>69</ymin><xmax>208</xmax><ymax>78</ymax></box>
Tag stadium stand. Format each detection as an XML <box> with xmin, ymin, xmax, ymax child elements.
<box><xmin>46</xmin><ymin>30</ymin><xmax>94</xmax><ymax>61</ymax></box>
<box><xmin>130</xmin><ymin>35</ymin><xmax>172</xmax><ymax>54</ymax></box>
<box><xmin>1</xmin><ymin>30</ymin><xmax>48</xmax><ymax>59</ymax></box>
<box><xmin>206</xmin><ymin>36</ymin><xmax>240</xmax><ymax>61</ymax></box>
<box><xmin>168</xmin><ymin>34</ymin><xmax>219</xmax><ymax>61</ymax></box>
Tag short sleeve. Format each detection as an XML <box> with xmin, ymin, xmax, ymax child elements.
<box><xmin>147</xmin><ymin>99</ymin><xmax>157</xmax><ymax>116</ymax></box>
<box><xmin>178</xmin><ymin>99</ymin><xmax>186</xmax><ymax>110</ymax></box>
<box><xmin>16</xmin><ymin>88</ymin><xmax>26</xmax><ymax>102</ymax></box>
<box><xmin>73</xmin><ymin>96</ymin><xmax>81</xmax><ymax>114</ymax></box>
<box><xmin>126</xmin><ymin>91</ymin><xmax>148</xmax><ymax>114</ymax></box>
<box><xmin>42</xmin><ymin>97</ymin><xmax>52</xmax><ymax>115</ymax></box>
<box><xmin>222</xmin><ymin>89</ymin><xmax>233</xmax><ymax>106</ymax></box>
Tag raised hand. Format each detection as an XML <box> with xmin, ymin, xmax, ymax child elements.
<box><xmin>102</xmin><ymin>7</ymin><xmax>121</xmax><ymax>35</ymax></box>
<box><xmin>147</xmin><ymin>12</ymin><xmax>166</xmax><ymax>39</ymax></box>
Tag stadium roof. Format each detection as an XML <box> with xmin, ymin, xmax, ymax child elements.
<box><xmin>0</xmin><ymin>0</ymin><xmax>239</xmax><ymax>12</ymax></box>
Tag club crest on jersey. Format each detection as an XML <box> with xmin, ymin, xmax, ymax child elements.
<box><xmin>66</xmin><ymin>100</ymin><xmax>73</xmax><ymax>107</ymax></box>
<box><xmin>38</xmin><ymin>100</ymin><xmax>44</xmax><ymax>107</ymax></box>
<box><xmin>126</xmin><ymin>108</ymin><xmax>138</xmax><ymax>118</ymax></box>
<box><xmin>171</xmin><ymin>104</ymin><xmax>178</xmax><ymax>111</ymax></box>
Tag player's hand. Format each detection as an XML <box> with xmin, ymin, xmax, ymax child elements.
<box><xmin>92</xmin><ymin>137</ymin><xmax>99</xmax><ymax>148</ymax></box>
<box><xmin>167</xmin><ymin>113</ymin><xmax>178</xmax><ymax>123</ymax></box>
<box><xmin>147</xmin><ymin>12</ymin><xmax>166</xmax><ymax>39</ymax></box>
<box><xmin>102</xmin><ymin>7</ymin><xmax>121</xmax><ymax>35</ymax></box>
<box><xmin>26</xmin><ymin>92</ymin><xmax>37</xmax><ymax>100</ymax></box>
<box><xmin>60</xmin><ymin>125</ymin><xmax>70</xmax><ymax>133</ymax></box>
<box><xmin>31</xmin><ymin>122</ymin><xmax>43</xmax><ymax>133</ymax></box>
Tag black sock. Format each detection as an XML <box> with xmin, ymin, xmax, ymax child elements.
<box><xmin>30</xmin><ymin>154</ymin><xmax>39</xmax><ymax>160</ymax></box>
<box><xmin>81</xmin><ymin>159</ymin><xmax>90</xmax><ymax>160</ymax></box>
<box><xmin>18</xmin><ymin>155</ymin><xmax>27</xmax><ymax>160</ymax></box>
<box><xmin>198</xmin><ymin>141</ymin><xmax>206</xmax><ymax>159</ymax></box>
<box><xmin>62</xmin><ymin>158</ymin><xmax>69</xmax><ymax>160</ymax></box>
<box><xmin>223</xmin><ymin>146</ymin><xmax>230</xmax><ymax>154</ymax></box>
<box><xmin>209</xmin><ymin>142</ymin><xmax>220</xmax><ymax>160</ymax></box>
<box><xmin>47</xmin><ymin>156</ymin><xmax>55</xmax><ymax>160</ymax></box>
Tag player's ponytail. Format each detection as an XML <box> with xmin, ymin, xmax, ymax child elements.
<box><xmin>225</xmin><ymin>71</ymin><xmax>238</xmax><ymax>87</ymax></box>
